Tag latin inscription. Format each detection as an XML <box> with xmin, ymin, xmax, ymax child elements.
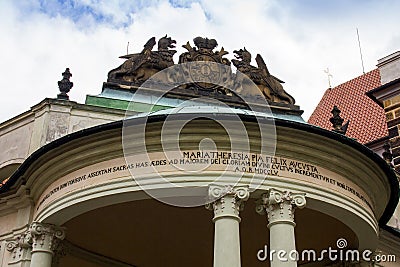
<box><xmin>36</xmin><ymin>151</ymin><xmax>372</xmax><ymax>211</ymax></box>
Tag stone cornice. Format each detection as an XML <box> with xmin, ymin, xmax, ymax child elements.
<box><xmin>0</xmin><ymin>111</ymin><xmax>34</xmax><ymax>136</ymax></box>
<box><xmin>0</xmin><ymin>185</ymin><xmax>33</xmax><ymax>221</ymax></box>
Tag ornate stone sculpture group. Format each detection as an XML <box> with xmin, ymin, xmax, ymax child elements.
<box><xmin>107</xmin><ymin>35</ymin><xmax>296</xmax><ymax>105</ymax></box>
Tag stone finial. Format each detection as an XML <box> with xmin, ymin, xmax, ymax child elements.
<box><xmin>330</xmin><ymin>105</ymin><xmax>349</xmax><ymax>134</ymax></box>
<box><xmin>383</xmin><ymin>142</ymin><xmax>393</xmax><ymax>165</ymax></box>
<box><xmin>330</xmin><ymin>106</ymin><xmax>344</xmax><ymax>130</ymax></box>
<box><xmin>57</xmin><ymin>68</ymin><xmax>73</xmax><ymax>100</ymax></box>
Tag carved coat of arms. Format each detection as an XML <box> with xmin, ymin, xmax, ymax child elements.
<box><xmin>178</xmin><ymin>37</ymin><xmax>231</xmax><ymax>92</ymax></box>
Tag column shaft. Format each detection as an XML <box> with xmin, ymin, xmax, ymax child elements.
<box><xmin>213</xmin><ymin>194</ymin><xmax>241</xmax><ymax>267</ymax></box>
<box><xmin>268</xmin><ymin>223</ymin><xmax>297</xmax><ymax>265</ymax></box>
<box><xmin>30</xmin><ymin>252</ymin><xmax>53</xmax><ymax>267</ymax></box>
<box><xmin>257</xmin><ymin>189</ymin><xmax>306</xmax><ymax>267</ymax></box>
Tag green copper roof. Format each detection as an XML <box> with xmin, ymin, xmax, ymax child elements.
<box><xmin>86</xmin><ymin>87</ymin><xmax>305</xmax><ymax>123</ymax></box>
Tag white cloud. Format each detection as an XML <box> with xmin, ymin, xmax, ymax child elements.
<box><xmin>0</xmin><ymin>0</ymin><xmax>399</xmax><ymax>123</ymax></box>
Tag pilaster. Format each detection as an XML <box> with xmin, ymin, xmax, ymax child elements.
<box><xmin>6</xmin><ymin>231</ymin><xmax>32</xmax><ymax>267</ymax></box>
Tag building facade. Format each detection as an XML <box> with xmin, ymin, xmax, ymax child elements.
<box><xmin>0</xmin><ymin>36</ymin><xmax>398</xmax><ymax>267</ymax></box>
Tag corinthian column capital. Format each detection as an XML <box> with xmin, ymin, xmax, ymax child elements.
<box><xmin>30</xmin><ymin>222</ymin><xmax>66</xmax><ymax>254</ymax></box>
<box><xmin>206</xmin><ymin>184</ymin><xmax>250</xmax><ymax>222</ymax></box>
<box><xmin>256</xmin><ymin>188</ymin><xmax>306</xmax><ymax>227</ymax></box>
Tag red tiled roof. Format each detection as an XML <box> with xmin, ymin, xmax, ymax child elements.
<box><xmin>308</xmin><ymin>69</ymin><xmax>388</xmax><ymax>144</ymax></box>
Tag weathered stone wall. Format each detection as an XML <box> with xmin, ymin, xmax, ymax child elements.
<box><xmin>377</xmin><ymin>51</ymin><xmax>400</xmax><ymax>172</ymax></box>
<box><xmin>0</xmin><ymin>98</ymin><xmax>126</xmax><ymax>183</ymax></box>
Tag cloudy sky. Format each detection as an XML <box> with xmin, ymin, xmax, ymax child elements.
<box><xmin>0</xmin><ymin>0</ymin><xmax>399</xmax><ymax>122</ymax></box>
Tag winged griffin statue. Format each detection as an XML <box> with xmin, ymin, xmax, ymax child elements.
<box><xmin>232</xmin><ymin>48</ymin><xmax>295</xmax><ymax>105</ymax></box>
<box><xmin>107</xmin><ymin>35</ymin><xmax>177</xmax><ymax>85</ymax></box>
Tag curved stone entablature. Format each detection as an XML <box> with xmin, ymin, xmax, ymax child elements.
<box><xmin>106</xmin><ymin>35</ymin><xmax>297</xmax><ymax>107</ymax></box>
<box><xmin>2</xmin><ymin>110</ymin><xmax>397</xmax><ymax>251</ymax></box>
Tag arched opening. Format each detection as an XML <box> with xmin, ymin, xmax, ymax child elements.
<box><xmin>57</xmin><ymin>198</ymin><xmax>357</xmax><ymax>267</ymax></box>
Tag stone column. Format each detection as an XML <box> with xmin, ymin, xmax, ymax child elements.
<box><xmin>29</xmin><ymin>222</ymin><xmax>66</xmax><ymax>267</ymax></box>
<box><xmin>256</xmin><ymin>189</ymin><xmax>306</xmax><ymax>267</ymax></box>
<box><xmin>207</xmin><ymin>185</ymin><xmax>250</xmax><ymax>267</ymax></box>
